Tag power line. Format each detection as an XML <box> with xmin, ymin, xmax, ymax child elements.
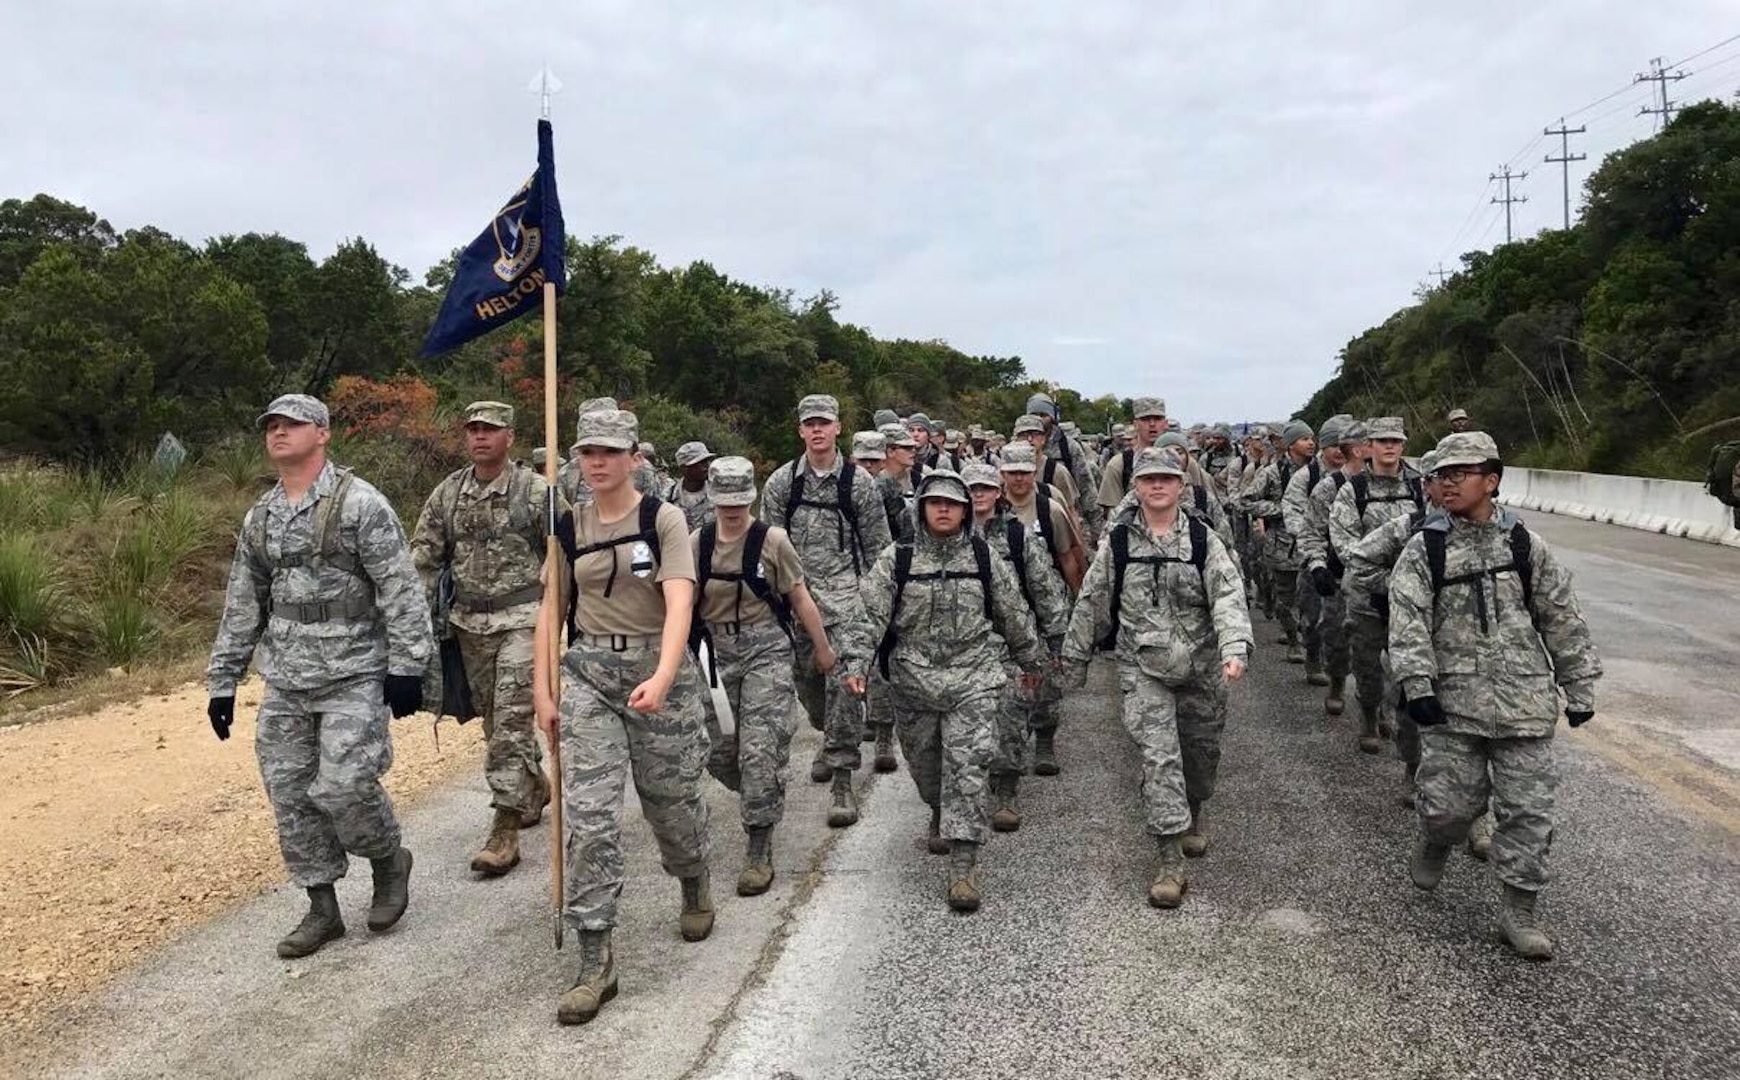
<box><xmin>1436</xmin><ymin>177</ymin><xmax>1497</xmax><ymax>263</ymax></box>
<box><xmin>1636</xmin><ymin>56</ymin><xmax>1689</xmax><ymax>130</ymax></box>
<box><xmin>1543</xmin><ymin>119</ymin><xmax>1587</xmax><ymax>229</ymax></box>
<box><xmin>1669</xmin><ymin>31</ymin><xmax>1740</xmax><ymax>68</ymax></box>
<box><xmin>1490</xmin><ymin>165</ymin><xmax>1529</xmax><ymax>244</ymax></box>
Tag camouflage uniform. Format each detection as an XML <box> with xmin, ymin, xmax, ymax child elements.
<box><xmin>1345</xmin><ymin>501</ymin><xmax>1440</xmax><ymax>773</ymax></box>
<box><xmin>208</xmin><ymin>457</ymin><xmax>434</xmax><ymax>887</ymax></box>
<box><xmin>1283</xmin><ymin>454</ymin><xmax>1337</xmax><ymax>674</ymax></box>
<box><xmin>760</xmin><ymin>398</ymin><xmax>894</xmax><ymax>772</ymax></box>
<box><xmin>1035</xmin><ymin>402</ymin><xmax>1105</xmax><ymax>540</ymax></box>
<box><xmin>1389</xmin><ymin>454</ymin><xmax>1600</xmax><ymax>897</ymax></box>
<box><xmin>1247</xmin><ymin>443</ymin><xmax>1313</xmax><ymax>650</ymax></box>
<box><xmin>410</xmin><ymin>451</ymin><xmax>560</xmax><ymax>817</ymax></box>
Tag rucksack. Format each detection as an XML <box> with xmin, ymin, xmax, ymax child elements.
<box><xmin>564</xmin><ymin>496</ymin><xmax>665</xmax><ymax>641</ymax></box>
<box><xmin>1352</xmin><ymin>472</ymin><xmax>1426</xmax><ymax>520</ymax></box>
<box><xmin>1324</xmin><ymin>471</ymin><xmax>1351</xmax><ymax>578</ymax></box>
<box><xmin>875</xmin><ymin>535</ymin><xmax>994</xmax><ymax>678</ymax></box>
<box><xmin>692</xmin><ymin>521</ymin><xmax>793</xmax><ymax>640</ymax></box>
<box><xmin>1004</xmin><ymin>516</ymin><xmax>1037</xmax><ymax>615</ymax></box>
<box><xmin>784</xmin><ymin>459</ymin><xmax>865</xmax><ymax>574</ymax></box>
<box><xmin>1422</xmin><ymin>521</ymin><xmax>1535</xmax><ymax>633</ymax></box>
<box><xmin>1097</xmin><ymin>516</ymin><xmax>1209</xmax><ymax>650</ymax></box>
<box><xmin>1027</xmin><ymin>488</ymin><xmax>1063</xmax><ymax>577</ymax></box>
<box><xmin>1707</xmin><ymin>441</ymin><xmax>1740</xmax><ymax>507</ymax></box>
<box><xmin>249</xmin><ymin>466</ymin><xmax>374</xmax><ymax>623</ymax></box>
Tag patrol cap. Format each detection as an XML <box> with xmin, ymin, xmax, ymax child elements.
<box><xmin>531</xmin><ymin>446</ymin><xmax>563</xmax><ymax>469</ymax></box>
<box><xmin>257</xmin><ymin>393</ymin><xmax>329</xmax><ymax>430</ymax></box>
<box><xmin>575</xmin><ymin>409</ymin><xmax>639</xmax><ymax>450</ymax></box>
<box><xmin>1154</xmin><ymin>431</ymin><xmax>1190</xmax><ymax>451</ymax></box>
<box><xmin>1433</xmin><ymin>431</ymin><xmax>1501</xmax><ymax>469</ymax></box>
<box><xmin>1210</xmin><ymin>423</ymin><xmax>1232</xmax><ymax>440</ymax></box>
<box><xmin>1012</xmin><ymin>414</ymin><xmax>1046</xmax><ymax>437</ymax></box>
<box><xmin>998</xmin><ymin>444</ymin><xmax>1039</xmax><ymax>473</ymax></box>
<box><xmin>851</xmin><ymin>431</ymin><xmax>887</xmax><ymax>460</ymax></box>
<box><xmin>638</xmin><ymin>441</ymin><xmax>658</xmax><ymax>461</ymax></box>
<box><xmin>1131</xmin><ymin>447</ymin><xmax>1188</xmax><ymax>479</ymax></box>
<box><xmin>929</xmin><ymin>417</ymin><xmax>948</xmax><ymax>436</ymax></box>
<box><xmin>1026</xmin><ymin>392</ymin><xmax>1059</xmax><ymax>418</ymax></box>
<box><xmin>961</xmin><ymin>462</ymin><xmax>1003</xmax><ymax>489</ymax></box>
<box><xmin>1132</xmin><ymin>396</ymin><xmax>1166</xmax><ymax>419</ymax></box>
<box><xmin>706</xmin><ymin>456</ymin><xmax>758</xmax><ymax>506</ymax></box>
<box><xmin>1338</xmin><ymin>419</ymin><xmax>1370</xmax><ymax>444</ymax></box>
<box><xmin>1419</xmin><ymin>449</ymin><xmax>1442</xmax><ymax>475</ymax></box>
<box><xmin>1446</xmin><ymin>408</ymin><xmax>1469</xmax><ymax>423</ymax></box>
<box><xmin>577</xmin><ymin>396</ymin><xmax>618</xmax><ymax>415</ymax></box>
<box><xmin>1317</xmin><ymin>416</ymin><xmax>1346</xmax><ymax>446</ymax></box>
<box><xmin>463</xmin><ymin>400</ymin><xmax>514</xmax><ymax>428</ymax></box>
<box><xmin>907</xmin><ymin>412</ymin><xmax>934</xmax><ymax>432</ymax></box>
<box><xmin>1247</xmin><ymin>425</ymin><xmax>1269</xmax><ymax>441</ymax></box>
<box><xmin>798</xmin><ymin>394</ymin><xmax>839</xmax><ymax>422</ymax></box>
<box><xmin>878</xmin><ymin>422</ymin><xmax>917</xmax><ymax>449</ymax></box>
<box><xmin>916</xmin><ymin>469</ymin><xmax>970</xmax><ymax>505</ymax></box>
<box><xmin>873</xmin><ymin>408</ymin><xmax>901</xmax><ymax>427</ymax></box>
<box><xmin>1368</xmin><ymin>416</ymin><xmax>1407</xmax><ymax>441</ymax></box>
<box><xmin>1061</xmin><ymin>421</ymin><xmax>1081</xmax><ymax>436</ymax></box>
<box><xmin>675</xmin><ymin>441</ymin><xmax>716</xmax><ymax>468</ymax></box>
<box><xmin>945</xmin><ymin>429</ymin><xmax>966</xmax><ymax>449</ymax></box>
<box><xmin>1281</xmin><ymin>419</ymin><xmax>1315</xmax><ymax>446</ymax></box>
<box><xmin>968</xmin><ymin>424</ymin><xmax>985</xmax><ymax>439</ymax></box>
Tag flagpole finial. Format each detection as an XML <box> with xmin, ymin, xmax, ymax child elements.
<box><xmin>529</xmin><ymin>66</ymin><xmax>564</xmax><ymax>120</ymax></box>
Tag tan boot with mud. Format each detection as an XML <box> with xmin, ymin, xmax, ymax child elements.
<box><xmin>276</xmin><ymin>884</ymin><xmax>344</xmax><ymax>958</ymax></box>
<box><xmin>470</xmin><ymin>807</ymin><xmax>522</xmax><ymax>877</ymax></box>
<box><xmin>990</xmin><ymin>774</ymin><xmax>1022</xmax><ymax>832</ymax></box>
<box><xmin>826</xmin><ymin>767</ymin><xmax>859</xmax><ymax>828</ymax></box>
<box><xmin>1148</xmin><ymin>835</ymin><xmax>1189</xmax><ymax>908</ymax></box>
<box><xmin>1181</xmin><ymin>800</ymin><xmax>1208</xmax><ymax>858</ymax></box>
<box><xmin>737</xmin><ymin>827</ymin><xmax>774</xmax><ymax>897</ymax></box>
<box><xmin>519</xmin><ymin>769</ymin><xmax>550</xmax><ymax>829</ymax></box>
<box><xmin>1497</xmin><ymin>883</ymin><xmax>1555</xmax><ymax>960</ymax></box>
<box><xmin>679</xmin><ymin>870</ymin><xmax>715</xmax><ymax>941</ymax></box>
<box><xmin>557</xmin><ymin>929</ymin><xmax>618</xmax><ymax>1025</ymax></box>
<box><xmin>946</xmin><ymin>840</ymin><xmax>981</xmax><ymax>913</ymax></box>
<box><xmin>1466</xmin><ymin>811</ymin><xmax>1494</xmax><ymax>861</ymax></box>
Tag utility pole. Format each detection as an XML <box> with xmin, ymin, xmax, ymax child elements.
<box><xmin>1635</xmin><ymin>56</ymin><xmax>1687</xmax><ymax>131</ymax></box>
<box><xmin>1429</xmin><ymin>262</ymin><xmax>1451</xmax><ymax>287</ymax></box>
<box><xmin>1490</xmin><ymin>166</ymin><xmax>1528</xmax><ymax>244</ymax></box>
<box><xmin>1543</xmin><ymin>119</ymin><xmax>1587</xmax><ymax>229</ymax></box>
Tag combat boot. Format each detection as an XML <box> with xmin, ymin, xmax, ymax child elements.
<box><xmin>990</xmin><ymin>774</ymin><xmax>1022</xmax><ymax>832</ymax></box>
<box><xmin>1410</xmin><ymin>838</ymin><xmax>1450</xmax><ymax>891</ymax></box>
<box><xmin>946</xmin><ymin>840</ymin><xmax>981</xmax><ymax>913</ymax></box>
<box><xmin>557</xmin><ymin>929</ymin><xmax>618</xmax><ymax>1025</ymax></box>
<box><xmin>737</xmin><ymin>827</ymin><xmax>774</xmax><ymax>897</ymax></box>
<box><xmin>1181</xmin><ymin>799</ymin><xmax>1208</xmax><ymax>858</ymax></box>
<box><xmin>926</xmin><ymin>806</ymin><xmax>950</xmax><ymax>855</ymax></box>
<box><xmin>276</xmin><ymin>884</ymin><xmax>344</xmax><ymax>958</ymax></box>
<box><xmin>366</xmin><ymin>847</ymin><xmax>413</xmax><ymax>932</ymax></box>
<box><xmin>1147</xmin><ymin>835</ymin><xmax>1189</xmax><ymax>908</ymax></box>
<box><xmin>1032</xmin><ymin>730</ymin><xmax>1060</xmax><ymax>776</ymax></box>
<box><xmin>520</xmin><ymin>769</ymin><xmax>550</xmax><ymax>828</ymax></box>
<box><xmin>1357</xmin><ymin>703</ymin><xmax>1383</xmax><ymax>755</ymax></box>
<box><xmin>679</xmin><ymin>871</ymin><xmax>715</xmax><ymax>941</ymax></box>
<box><xmin>826</xmin><ymin>768</ymin><xmax>859</xmax><ymax>828</ymax></box>
<box><xmin>1324</xmin><ymin>676</ymin><xmax>1346</xmax><ymax>717</ymax></box>
<box><xmin>1305</xmin><ymin>654</ymin><xmax>1329</xmax><ymax>687</ymax></box>
<box><xmin>1283</xmin><ymin>633</ymin><xmax>1305</xmax><ymax>663</ymax></box>
<box><xmin>809</xmin><ymin>746</ymin><xmax>831</xmax><ymax>783</ymax></box>
<box><xmin>1466</xmin><ymin>812</ymin><xmax>1494</xmax><ymax>861</ymax></box>
<box><xmin>1497</xmin><ymin>884</ymin><xmax>1554</xmax><ymax>960</ymax></box>
<box><xmin>1398</xmin><ymin>765</ymin><xmax>1418</xmax><ymax>810</ymax></box>
<box><xmin>873</xmin><ymin>726</ymin><xmax>898</xmax><ymax>773</ymax></box>
<box><xmin>470</xmin><ymin>807</ymin><xmax>522</xmax><ymax>877</ymax></box>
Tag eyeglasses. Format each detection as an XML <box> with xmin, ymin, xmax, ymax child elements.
<box><xmin>1434</xmin><ymin>467</ymin><xmax>1486</xmax><ymax>484</ymax></box>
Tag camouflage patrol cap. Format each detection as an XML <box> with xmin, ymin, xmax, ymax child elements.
<box><xmin>851</xmin><ymin>431</ymin><xmax>887</xmax><ymax>460</ymax></box>
<box><xmin>706</xmin><ymin>456</ymin><xmax>758</xmax><ymax>507</ymax></box>
<box><xmin>1061</xmin><ymin>421</ymin><xmax>1081</xmax><ymax>436</ymax></box>
<box><xmin>463</xmin><ymin>400</ymin><xmax>513</xmax><ymax>428</ymax></box>
<box><xmin>638</xmin><ymin>441</ymin><xmax>658</xmax><ymax>462</ymax></box>
<box><xmin>878</xmin><ymin>422</ymin><xmax>917</xmax><ymax>449</ymax></box>
<box><xmin>1132</xmin><ymin>396</ymin><xmax>1166</xmax><ymax>419</ymax></box>
<box><xmin>1419</xmin><ymin>449</ymin><xmax>1442</xmax><ymax>475</ymax></box>
<box><xmin>1317</xmin><ymin>416</ymin><xmax>1346</xmax><ymax>446</ymax></box>
<box><xmin>1368</xmin><ymin>416</ymin><xmax>1407</xmax><ymax>441</ymax></box>
<box><xmin>531</xmin><ymin>446</ymin><xmax>564</xmax><ymax>469</ymax></box>
<box><xmin>1338</xmin><ymin>419</ymin><xmax>1370</xmax><ymax>444</ymax></box>
<box><xmin>257</xmin><ymin>393</ymin><xmax>329</xmax><ymax>430</ymax></box>
<box><xmin>1210</xmin><ymin>422</ymin><xmax>1232</xmax><ymax>440</ymax></box>
<box><xmin>675</xmin><ymin>441</ymin><xmax>716</xmax><ymax>468</ymax></box>
<box><xmin>929</xmin><ymin>417</ymin><xmax>948</xmax><ymax>436</ymax></box>
<box><xmin>916</xmin><ymin>469</ymin><xmax>970</xmax><ymax>505</ymax></box>
<box><xmin>944</xmin><ymin>429</ymin><xmax>966</xmax><ymax>449</ymax></box>
<box><xmin>1446</xmin><ymin>408</ymin><xmax>1469</xmax><ymax>423</ymax></box>
<box><xmin>1247</xmin><ymin>425</ymin><xmax>1269</xmax><ymax>441</ymax></box>
<box><xmin>968</xmin><ymin>424</ymin><xmax>985</xmax><ymax>439</ymax></box>
<box><xmin>961</xmin><ymin>462</ymin><xmax>1002</xmax><ymax>489</ymax></box>
<box><xmin>1131</xmin><ymin>447</ymin><xmax>1188</xmax><ymax>479</ymax></box>
<box><xmin>1012</xmin><ymin>414</ymin><xmax>1046</xmax><ymax>437</ymax></box>
<box><xmin>575</xmin><ymin>409</ymin><xmax>638</xmax><ymax>450</ymax></box>
<box><xmin>1025</xmin><ymin>392</ymin><xmax>1058</xmax><ymax>418</ymax></box>
<box><xmin>998</xmin><ymin>444</ymin><xmax>1039</xmax><ymax>473</ymax></box>
<box><xmin>797</xmin><ymin>394</ymin><xmax>839</xmax><ymax>422</ymax></box>
<box><xmin>1433</xmin><ymin>431</ymin><xmax>1501</xmax><ymax>469</ymax></box>
<box><xmin>1155</xmin><ymin>431</ymin><xmax>1190</xmax><ymax>451</ymax></box>
<box><xmin>577</xmin><ymin>396</ymin><xmax>618</xmax><ymax>415</ymax></box>
<box><xmin>873</xmin><ymin>408</ymin><xmax>901</xmax><ymax>427</ymax></box>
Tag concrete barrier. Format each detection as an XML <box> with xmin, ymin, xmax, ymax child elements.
<box><xmin>1497</xmin><ymin>466</ymin><xmax>1740</xmax><ymax>548</ymax></box>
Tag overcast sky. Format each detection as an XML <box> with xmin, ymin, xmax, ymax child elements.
<box><xmin>4</xmin><ymin>2</ymin><xmax>1736</xmax><ymax>421</ymax></box>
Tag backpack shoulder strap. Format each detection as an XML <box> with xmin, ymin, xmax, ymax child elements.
<box><xmin>971</xmin><ymin>534</ymin><xmax>994</xmax><ymax>621</ymax></box>
<box><xmin>1308</xmin><ymin>460</ymin><xmax>1322</xmax><ymax>491</ymax></box>
<box><xmin>1100</xmin><ymin>522</ymin><xmax>1131</xmax><ymax>651</ymax></box>
<box><xmin>1511</xmin><ymin>521</ymin><xmax>1535</xmax><ymax>617</ymax></box>
<box><xmin>1352</xmin><ymin>472</ymin><xmax>1371</xmax><ymax>518</ymax></box>
<box><xmin>1006</xmin><ymin>517</ymin><xmax>1037</xmax><ymax>613</ymax></box>
<box><xmin>1193</xmin><ymin>484</ymin><xmax>1208</xmax><ymax>513</ymax></box>
<box><xmin>1424</xmin><ymin>527</ymin><xmax>1448</xmax><ymax>594</ymax></box>
<box><xmin>1189</xmin><ymin>515</ymin><xmax>1209</xmax><ymax>579</ymax></box>
<box><xmin>878</xmin><ymin>543</ymin><xmax>916</xmax><ymax>678</ymax></box>
<box><xmin>1121</xmin><ymin>448</ymin><xmax>1134</xmax><ymax>484</ymax></box>
<box><xmin>696</xmin><ymin>522</ymin><xmax>716</xmax><ymax>587</ymax></box>
<box><xmin>639</xmin><ymin>495</ymin><xmax>663</xmax><ymax>564</ymax></box>
<box><xmin>508</xmin><ymin>462</ymin><xmax>539</xmax><ymax>551</ymax></box>
<box><xmin>783</xmin><ymin>458</ymin><xmax>805</xmax><ymax>521</ymax></box>
<box><xmin>1407</xmin><ymin>475</ymin><xmax>1426</xmax><ymax>511</ymax></box>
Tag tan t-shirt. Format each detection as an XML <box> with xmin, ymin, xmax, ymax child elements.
<box><xmin>1006</xmin><ymin>486</ymin><xmax>1078</xmax><ymax>559</ymax></box>
<box><xmin>563</xmin><ymin>499</ymin><xmax>695</xmax><ymax>637</ymax></box>
<box><xmin>692</xmin><ymin>524</ymin><xmax>805</xmax><ymax>627</ymax></box>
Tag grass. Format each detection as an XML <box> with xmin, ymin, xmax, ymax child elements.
<box><xmin>0</xmin><ymin>534</ymin><xmax>66</xmax><ymax>645</ymax></box>
<box><xmin>90</xmin><ymin>589</ymin><xmax>159</xmax><ymax>668</ymax></box>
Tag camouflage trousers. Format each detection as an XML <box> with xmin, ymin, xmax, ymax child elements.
<box><xmin>1115</xmin><ymin>664</ymin><xmax>1205</xmax><ymax>837</ymax></box>
<box><xmin>1417</xmin><ymin>730</ymin><xmax>1556</xmax><ymax>891</ymax></box>
<box><xmin>456</xmin><ymin>626</ymin><xmax>544</xmax><ymax>815</ymax></box>
<box><xmin>698</xmin><ymin>622</ymin><xmax>800</xmax><ymax>830</ymax></box>
<box><xmin>559</xmin><ymin>644</ymin><xmax>712</xmax><ymax>932</ymax></box>
<box><xmin>1296</xmin><ymin>571</ymin><xmax>1323</xmax><ymax>663</ymax></box>
<box><xmin>894</xmin><ymin>687</ymin><xmax>997</xmax><ymax>844</ymax></box>
<box><xmin>1268</xmin><ymin>569</ymin><xmax>1300</xmax><ymax>643</ymax></box>
<box><xmin>1320</xmin><ymin>581</ymin><xmax>1349</xmax><ymax>683</ymax></box>
<box><xmin>1346</xmin><ymin>610</ymin><xmax>1397</xmax><ymax>728</ymax></box>
<box><xmin>865</xmin><ymin>666</ymin><xmax>895</xmax><ymax>732</ymax></box>
<box><xmin>255</xmin><ymin>675</ymin><xmax>401</xmax><ymax>888</ymax></box>
<box><xmin>1026</xmin><ymin>644</ymin><xmax>1064</xmax><ymax>736</ymax></box>
<box><xmin>992</xmin><ymin>663</ymin><xmax>1027</xmax><ymax>777</ymax></box>
<box><xmin>793</xmin><ymin>619</ymin><xmax>864</xmax><ymax>771</ymax></box>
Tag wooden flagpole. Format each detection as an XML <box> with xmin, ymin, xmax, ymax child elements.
<box><xmin>542</xmin><ymin>279</ymin><xmax>564</xmax><ymax>950</ymax></box>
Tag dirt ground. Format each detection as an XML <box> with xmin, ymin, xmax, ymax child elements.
<box><xmin>0</xmin><ymin>679</ymin><xmax>483</xmax><ymax>1039</ymax></box>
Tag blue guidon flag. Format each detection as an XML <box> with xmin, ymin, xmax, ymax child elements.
<box><xmin>422</xmin><ymin>119</ymin><xmax>566</xmax><ymax>356</ymax></box>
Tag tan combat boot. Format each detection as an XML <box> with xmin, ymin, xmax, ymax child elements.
<box><xmin>809</xmin><ymin>746</ymin><xmax>832</xmax><ymax>783</ymax></box>
<box><xmin>926</xmin><ymin>806</ymin><xmax>950</xmax><ymax>855</ymax></box>
<box><xmin>737</xmin><ymin>827</ymin><xmax>774</xmax><ymax>897</ymax></box>
<box><xmin>1324</xmin><ymin>676</ymin><xmax>1346</xmax><ymax>717</ymax></box>
<box><xmin>1305</xmin><ymin>653</ymin><xmax>1329</xmax><ymax>687</ymax></box>
<box><xmin>990</xmin><ymin>774</ymin><xmax>1022</xmax><ymax>832</ymax></box>
<box><xmin>520</xmin><ymin>769</ymin><xmax>551</xmax><ymax>828</ymax></box>
<box><xmin>873</xmin><ymin>726</ymin><xmax>899</xmax><ymax>773</ymax></box>
<box><xmin>1467</xmin><ymin>812</ymin><xmax>1494</xmax><ymax>861</ymax></box>
<box><xmin>1358</xmin><ymin>702</ymin><xmax>1383</xmax><ymax>755</ymax></box>
<box><xmin>470</xmin><ymin>808</ymin><xmax>522</xmax><ymax>877</ymax></box>
<box><xmin>946</xmin><ymin>840</ymin><xmax>981</xmax><ymax>913</ymax></box>
<box><xmin>557</xmin><ymin>929</ymin><xmax>619</xmax><ymax>1025</ymax></box>
<box><xmin>1410</xmin><ymin>837</ymin><xmax>1451</xmax><ymax>891</ymax></box>
<box><xmin>1181</xmin><ymin>800</ymin><xmax>1208</xmax><ymax>858</ymax></box>
<box><xmin>1148</xmin><ymin>835</ymin><xmax>1189</xmax><ymax>908</ymax></box>
<box><xmin>679</xmin><ymin>870</ymin><xmax>715</xmax><ymax>941</ymax></box>
<box><xmin>827</xmin><ymin>768</ymin><xmax>859</xmax><ymax>828</ymax></box>
<box><xmin>1497</xmin><ymin>884</ymin><xmax>1554</xmax><ymax>960</ymax></box>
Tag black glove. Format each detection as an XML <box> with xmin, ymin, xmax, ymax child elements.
<box><xmin>384</xmin><ymin>674</ymin><xmax>423</xmax><ymax>719</ymax></box>
<box><xmin>208</xmin><ymin>696</ymin><xmax>235</xmax><ymax>741</ymax></box>
<box><xmin>1371</xmin><ymin>593</ymin><xmax>1391</xmax><ymax>621</ymax></box>
<box><xmin>1566</xmin><ymin>710</ymin><xmax>1594</xmax><ymax>728</ymax></box>
<box><xmin>1309</xmin><ymin>566</ymin><xmax>1338</xmax><ymax>597</ymax></box>
<box><xmin>1406</xmin><ymin>695</ymin><xmax>1446</xmax><ymax>727</ymax></box>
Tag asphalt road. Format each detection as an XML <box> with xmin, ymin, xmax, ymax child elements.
<box><xmin>23</xmin><ymin>516</ymin><xmax>1740</xmax><ymax>1080</ymax></box>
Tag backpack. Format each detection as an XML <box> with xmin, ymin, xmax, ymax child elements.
<box><xmin>1707</xmin><ymin>441</ymin><xmax>1740</xmax><ymax>507</ymax></box>
<box><xmin>1004</xmin><ymin>516</ymin><xmax>1038</xmax><ymax>615</ymax></box>
<box><xmin>564</xmin><ymin>496</ymin><xmax>665</xmax><ymax>641</ymax></box>
<box><xmin>1028</xmin><ymin>488</ymin><xmax>1064</xmax><ymax>577</ymax></box>
<box><xmin>1352</xmin><ymin>472</ymin><xmax>1426</xmax><ymax>520</ymax></box>
<box><xmin>249</xmin><ymin>467</ymin><xmax>374</xmax><ymax>623</ymax></box>
<box><xmin>1422</xmin><ymin>521</ymin><xmax>1536</xmax><ymax>633</ymax></box>
<box><xmin>692</xmin><ymin>521</ymin><xmax>793</xmax><ymax>640</ymax></box>
<box><xmin>1097</xmin><ymin>516</ymin><xmax>1209</xmax><ymax>650</ymax></box>
<box><xmin>876</xmin><ymin>535</ymin><xmax>994</xmax><ymax>678</ymax></box>
<box><xmin>784</xmin><ymin>459</ymin><xmax>865</xmax><ymax>574</ymax></box>
<box><xmin>1324</xmin><ymin>472</ymin><xmax>1351</xmax><ymax>578</ymax></box>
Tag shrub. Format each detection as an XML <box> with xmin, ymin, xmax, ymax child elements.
<box><xmin>90</xmin><ymin>589</ymin><xmax>159</xmax><ymax>668</ymax></box>
<box><xmin>0</xmin><ymin>534</ymin><xmax>66</xmax><ymax>644</ymax></box>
